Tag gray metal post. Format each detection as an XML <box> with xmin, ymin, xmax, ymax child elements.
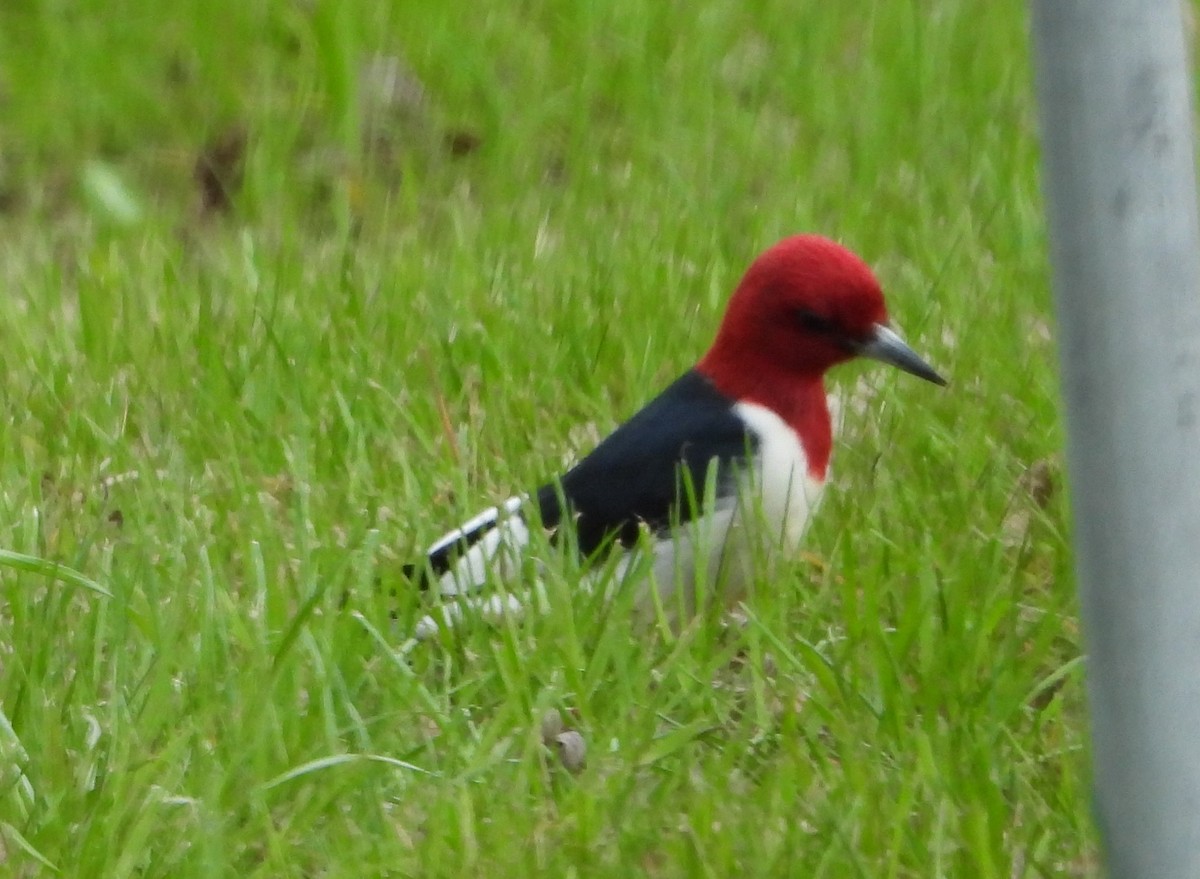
<box><xmin>1031</xmin><ymin>1</ymin><xmax>1200</xmax><ymax>875</ymax></box>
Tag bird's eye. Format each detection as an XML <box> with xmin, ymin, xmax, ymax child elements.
<box><xmin>794</xmin><ymin>309</ymin><xmax>836</xmax><ymax>335</ymax></box>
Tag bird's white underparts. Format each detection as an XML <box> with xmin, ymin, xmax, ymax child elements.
<box><xmin>403</xmin><ymin>234</ymin><xmax>946</xmax><ymax>640</ymax></box>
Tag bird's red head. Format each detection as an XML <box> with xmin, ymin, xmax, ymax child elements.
<box><xmin>701</xmin><ymin>235</ymin><xmax>888</xmax><ymax>385</ymax></box>
<box><xmin>698</xmin><ymin>235</ymin><xmax>944</xmax><ymax>475</ymax></box>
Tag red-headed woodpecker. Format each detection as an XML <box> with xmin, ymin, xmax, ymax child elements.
<box><xmin>406</xmin><ymin>234</ymin><xmax>945</xmax><ymax>639</ymax></box>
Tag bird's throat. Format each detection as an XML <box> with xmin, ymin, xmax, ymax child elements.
<box><xmin>763</xmin><ymin>378</ymin><xmax>832</xmax><ymax>480</ymax></box>
<box><xmin>700</xmin><ymin>359</ymin><xmax>832</xmax><ymax>479</ymax></box>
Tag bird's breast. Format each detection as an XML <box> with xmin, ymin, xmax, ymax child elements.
<box><xmin>732</xmin><ymin>400</ymin><xmax>827</xmax><ymax>548</ymax></box>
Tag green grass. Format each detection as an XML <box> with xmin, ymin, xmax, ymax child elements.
<box><xmin>0</xmin><ymin>0</ymin><xmax>1091</xmax><ymax>875</ymax></box>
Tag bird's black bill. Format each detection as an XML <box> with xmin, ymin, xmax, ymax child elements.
<box><xmin>859</xmin><ymin>324</ymin><xmax>947</xmax><ymax>386</ymax></box>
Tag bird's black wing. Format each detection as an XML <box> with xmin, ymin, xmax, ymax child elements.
<box><xmin>535</xmin><ymin>369</ymin><xmax>757</xmax><ymax>556</ymax></box>
<box><xmin>406</xmin><ymin>370</ymin><xmax>756</xmax><ymax>591</ymax></box>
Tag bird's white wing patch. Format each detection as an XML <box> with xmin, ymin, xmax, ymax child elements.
<box><xmin>425</xmin><ymin>495</ymin><xmax>523</xmax><ymax>559</ymax></box>
<box><xmin>427</xmin><ymin>495</ymin><xmax>531</xmax><ymax>598</ymax></box>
